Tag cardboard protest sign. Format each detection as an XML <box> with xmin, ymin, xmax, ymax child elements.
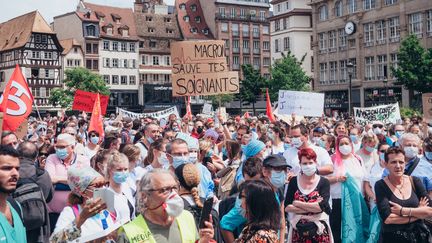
<box><xmin>422</xmin><ymin>93</ymin><xmax>432</xmax><ymax>122</ymax></box>
<box><xmin>15</xmin><ymin>119</ymin><xmax>28</xmax><ymax>140</ymax></box>
<box><xmin>117</xmin><ymin>106</ymin><xmax>180</xmax><ymax>120</ymax></box>
<box><xmin>171</xmin><ymin>40</ymin><xmax>239</xmax><ymax>97</ymax></box>
<box><xmin>354</xmin><ymin>103</ymin><xmax>401</xmax><ymax>126</ymax></box>
<box><xmin>72</xmin><ymin>90</ymin><xmax>109</xmax><ymax>115</ymax></box>
<box><xmin>277</xmin><ymin>90</ymin><xmax>324</xmax><ymax>117</ymax></box>
<box><xmin>202</xmin><ymin>103</ymin><xmax>213</xmax><ymax>115</ymax></box>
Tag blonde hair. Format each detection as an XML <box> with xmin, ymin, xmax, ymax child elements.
<box><xmin>105</xmin><ymin>151</ymin><xmax>129</xmax><ymax>179</ymax></box>
<box><xmin>177</xmin><ymin>164</ymin><xmax>202</xmax><ymax>208</ymax></box>
<box><xmin>121</xmin><ymin>144</ymin><xmax>141</xmax><ymax>164</ymax></box>
<box><xmin>362</xmin><ymin>131</ymin><xmax>379</xmax><ymax>144</ymax></box>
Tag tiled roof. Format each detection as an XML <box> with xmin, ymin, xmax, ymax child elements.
<box><xmin>134</xmin><ymin>12</ymin><xmax>182</xmax><ymax>39</ymax></box>
<box><xmin>0</xmin><ymin>11</ymin><xmax>54</xmax><ymax>52</ymax></box>
<box><xmin>78</xmin><ymin>2</ymin><xmax>138</xmax><ymax>40</ymax></box>
<box><xmin>175</xmin><ymin>0</ymin><xmax>214</xmax><ymax>40</ymax></box>
<box><xmin>59</xmin><ymin>38</ymin><xmax>81</xmax><ymax>55</ymax></box>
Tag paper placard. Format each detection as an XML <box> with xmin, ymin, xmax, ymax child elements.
<box><xmin>277</xmin><ymin>90</ymin><xmax>324</xmax><ymax>117</ymax></box>
<box><xmin>422</xmin><ymin>93</ymin><xmax>432</xmax><ymax>122</ymax></box>
<box><xmin>202</xmin><ymin>103</ymin><xmax>213</xmax><ymax>115</ymax></box>
<box><xmin>72</xmin><ymin>90</ymin><xmax>109</xmax><ymax>115</ymax></box>
<box><xmin>354</xmin><ymin>103</ymin><xmax>401</xmax><ymax>126</ymax></box>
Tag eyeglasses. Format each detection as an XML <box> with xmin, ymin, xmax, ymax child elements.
<box><xmin>373</xmin><ymin>124</ymin><xmax>383</xmax><ymax>129</ymax></box>
<box><xmin>39</xmin><ymin>153</ymin><xmax>48</xmax><ymax>157</ymax></box>
<box><xmin>379</xmin><ymin>150</ymin><xmax>387</xmax><ymax>153</ymax></box>
<box><xmin>148</xmin><ymin>185</ymin><xmax>179</xmax><ymax>194</ymax></box>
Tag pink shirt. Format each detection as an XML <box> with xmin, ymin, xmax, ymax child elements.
<box><xmin>45</xmin><ymin>153</ymin><xmax>90</xmax><ymax>213</ymax></box>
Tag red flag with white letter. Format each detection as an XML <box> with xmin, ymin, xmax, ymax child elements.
<box><xmin>88</xmin><ymin>94</ymin><xmax>104</xmax><ymax>140</ymax></box>
<box><xmin>0</xmin><ymin>64</ymin><xmax>34</xmax><ymax>131</ymax></box>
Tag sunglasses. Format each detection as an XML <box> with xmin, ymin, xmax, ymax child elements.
<box><xmin>373</xmin><ymin>124</ymin><xmax>383</xmax><ymax>129</ymax></box>
<box><xmin>379</xmin><ymin>150</ymin><xmax>387</xmax><ymax>153</ymax></box>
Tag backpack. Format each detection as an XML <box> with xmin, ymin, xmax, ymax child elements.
<box><xmin>11</xmin><ymin>167</ymin><xmax>48</xmax><ymax>231</ymax></box>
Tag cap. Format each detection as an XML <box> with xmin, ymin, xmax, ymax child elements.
<box><xmin>263</xmin><ymin>154</ymin><xmax>290</xmax><ymax>168</ymax></box>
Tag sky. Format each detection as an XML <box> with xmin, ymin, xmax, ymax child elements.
<box><xmin>0</xmin><ymin>0</ymin><xmax>176</xmax><ymax>23</ymax></box>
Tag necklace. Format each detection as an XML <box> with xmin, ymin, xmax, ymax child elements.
<box><xmin>388</xmin><ymin>176</ymin><xmax>405</xmax><ymax>199</ymax></box>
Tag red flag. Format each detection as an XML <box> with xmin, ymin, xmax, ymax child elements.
<box><xmin>0</xmin><ymin>64</ymin><xmax>34</xmax><ymax>131</ymax></box>
<box><xmin>185</xmin><ymin>96</ymin><xmax>192</xmax><ymax>120</ymax></box>
<box><xmin>243</xmin><ymin>112</ymin><xmax>250</xmax><ymax>119</ymax></box>
<box><xmin>266</xmin><ymin>88</ymin><xmax>276</xmax><ymax>123</ymax></box>
<box><xmin>88</xmin><ymin>94</ymin><xmax>104</xmax><ymax>140</ymax></box>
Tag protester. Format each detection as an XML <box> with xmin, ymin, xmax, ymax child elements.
<box><xmin>143</xmin><ymin>138</ymin><xmax>169</xmax><ymax>170</ymax></box>
<box><xmin>218</xmin><ymin>140</ymin><xmax>242</xmax><ymax>200</ymax></box>
<box><xmin>37</xmin><ymin>144</ymin><xmax>51</xmax><ymax>169</ymax></box>
<box><xmin>84</xmin><ymin>130</ymin><xmax>100</xmax><ymax>159</ymax></box>
<box><xmin>375</xmin><ymin>147</ymin><xmax>432</xmax><ymax>242</ymax></box>
<box><xmin>1</xmin><ymin>131</ymin><xmax>19</xmax><ymax>149</ymax></box>
<box><xmin>356</xmin><ymin>132</ymin><xmax>379</xmax><ymax>173</ymax></box>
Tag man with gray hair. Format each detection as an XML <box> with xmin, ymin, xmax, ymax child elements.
<box><xmin>63</xmin><ymin>127</ymin><xmax>85</xmax><ymax>156</ymax></box>
<box><xmin>45</xmin><ymin>133</ymin><xmax>90</xmax><ymax>232</ymax></box>
<box><xmin>117</xmin><ymin>169</ymin><xmax>214</xmax><ymax>243</ymax></box>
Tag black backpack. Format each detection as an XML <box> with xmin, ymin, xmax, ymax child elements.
<box><xmin>11</xmin><ymin>167</ymin><xmax>49</xmax><ymax>231</ymax></box>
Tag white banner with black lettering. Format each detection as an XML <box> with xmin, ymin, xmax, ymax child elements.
<box><xmin>354</xmin><ymin>103</ymin><xmax>401</xmax><ymax>126</ymax></box>
<box><xmin>116</xmin><ymin>106</ymin><xmax>180</xmax><ymax>120</ymax></box>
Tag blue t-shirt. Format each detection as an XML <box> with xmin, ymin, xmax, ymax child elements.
<box><xmin>0</xmin><ymin>202</ymin><xmax>26</xmax><ymax>243</ymax></box>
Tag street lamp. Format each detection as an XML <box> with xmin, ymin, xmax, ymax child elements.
<box><xmin>347</xmin><ymin>62</ymin><xmax>354</xmax><ymax>116</ymax></box>
<box><xmin>383</xmin><ymin>78</ymin><xmax>388</xmax><ymax>104</ymax></box>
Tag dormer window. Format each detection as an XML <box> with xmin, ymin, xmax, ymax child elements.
<box><xmin>179</xmin><ymin>4</ymin><xmax>186</xmax><ymax>10</ymax></box>
<box><xmin>146</xmin><ymin>16</ymin><xmax>153</xmax><ymax>21</ymax></box>
<box><xmin>86</xmin><ymin>25</ymin><xmax>96</xmax><ymax>37</ymax></box>
<box><xmin>202</xmin><ymin>28</ymin><xmax>209</xmax><ymax>35</ymax></box>
<box><xmin>195</xmin><ymin>16</ymin><xmax>201</xmax><ymax>23</ymax></box>
<box><xmin>107</xmin><ymin>27</ymin><xmax>113</xmax><ymax>35</ymax></box>
<box><xmin>191</xmin><ymin>4</ymin><xmax>197</xmax><ymax>12</ymax></box>
<box><xmin>84</xmin><ymin>11</ymin><xmax>91</xmax><ymax>19</ymax></box>
<box><xmin>191</xmin><ymin>27</ymin><xmax>198</xmax><ymax>33</ymax></box>
<box><xmin>148</xmin><ymin>28</ymin><xmax>155</xmax><ymax>33</ymax></box>
<box><xmin>184</xmin><ymin>16</ymin><xmax>190</xmax><ymax>22</ymax></box>
<box><xmin>166</xmin><ymin>29</ymin><xmax>174</xmax><ymax>34</ymax></box>
<box><xmin>119</xmin><ymin>25</ymin><xmax>130</xmax><ymax>37</ymax></box>
<box><xmin>95</xmin><ymin>11</ymin><xmax>105</xmax><ymax>21</ymax></box>
<box><xmin>164</xmin><ymin>17</ymin><xmax>171</xmax><ymax>23</ymax></box>
<box><xmin>111</xmin><ymin>13</ymin><xmax>121</xmax><ymax>24</ymax></box>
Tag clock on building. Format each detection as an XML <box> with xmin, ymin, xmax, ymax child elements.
<box><xmin>344</xmin><ymin>21</ymin><xmax>356</xmax><ymax>35</ymax></box>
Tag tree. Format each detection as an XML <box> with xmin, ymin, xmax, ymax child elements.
<box><xmin>49</xmin><ymin>67</ymin><xmax>110</xmax><ymax>108</ymax></box>
<box><xmin>205</xmin><ymin>94</ymin><xmax>234</xmax><ymax>108</ymax></box>
<box><xmin>268</xmin><ymin>52</ymin><xmax>310</xmax><ymax>101</ymax></box>
<box><xmin>393</xmin><ymin>34</ymin><xmax>432</xmax><ymax>93</ymax></box>
<box><xmin>240</xmin><ymin>64</ymin><xmax>268</xmax><ymax>115</ymax></box>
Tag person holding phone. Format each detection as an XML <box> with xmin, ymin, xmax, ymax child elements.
<box><xmin>117</xmin><ymin>169</ymin><xmax>214</xmax><ymax>243</ymax></box>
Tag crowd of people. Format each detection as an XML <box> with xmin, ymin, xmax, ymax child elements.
<box><xmin>0</xmin><ymin>111</ymin><xmax>431</xmax><ymax>243</ymax></box>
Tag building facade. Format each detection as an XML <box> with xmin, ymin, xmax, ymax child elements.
<box><xmin>269</xmin><ymin>0</ymin><xmax>313</xmax><ymax>76</ymax></box>
<box><xmin>134</xmin><ymin>0</ymin><xmax>184</xmax><ymax>111</ymax></box>
<box><xmin>0</xmin><ymin>11</ymin><xmax>63</xmax><ymax>112</ymax></box>
<box><xmin>310</xmin><ymin>0</ymin><xmax>432</xmax><ymax>115</ymax></box>
<box><xmin>53</xmin><ymin>1</ymin><xmax>140</xmax><ymax>112</ymax></box>
<box><xmin>60</xmin><ymin>39</ymin><xmax>84</xmax><ymax>79</ymax></box>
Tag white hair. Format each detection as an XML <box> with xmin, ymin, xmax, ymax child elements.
<box><xmin>398</xmin><ymin>133</ymin><xmax>420</xmax><ymax>147</ymax></box>
<box><xmin>57</xmin><ymin>133</ymin><xmax>76</xmax><ymax>146</ymax></box>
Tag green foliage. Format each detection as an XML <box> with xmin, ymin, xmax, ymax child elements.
<box><xmin>205</xmin><ymin>94</ymin><xmax>234</xmax><ymax>108</ymax></box>
<box><xmin>393</xmin><ymin>35</ymin><xmax>432</xmax><ymax>93</ymax></box>
<box><xmin>400</xmin><ymin>106</ymin><xmax>422</xmax><ymax>119</ymax></box>
<box><xmin>49</xmin><ymin>67</ymin><xmax>110</xmax><ymax>108</ymax></box>
<box><xmin>268</xmin><ymin>52</ymin><xmax>310</xmax><ymax>101</ymax></box>
<box><xmin>239</xmin><ymin>64</ymin><xmax>268</xmax><ymax>114</ymax></box>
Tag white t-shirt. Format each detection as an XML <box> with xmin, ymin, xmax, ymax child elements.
<box><xmin>356</xmin><ymin>150</ymin><xmax>379</xmax><ymax>174</ymax></box>
<box><xmin>330</xmin><ymin>157</ymin><xmax>367</xmax><ymax>199</ymax></box>
<box><xmin>365</xmin><ymin>162</ymin><xmax>385</xmax><ymax>208</ymax></box>
<box><xmin>272</xmin><ymin>143</ymin><xmax>285</xmax><ymax>155</ymax></box>
<box><xmin>107</xmin><ymin>187</ymin><xmax>132</xmax><ymax>224</ymax></box>
<box><xmin>83</xmin><ymin>146</ymin><xmax>98</xmax><ymax>159</ymax></box>
<box><xmin>283</xmin><ymin>143</ymin><xmax>333</xmax><ymax>175</ymax></box>
<box><xmin>135</xmin><ymin>142</ymin><xmax>148</xmax><ymax>164</ymax></box>
<box><xmin>121</xmin><ymin>166</ymin><xmax>147</xmax><ymax>207</ymax></box>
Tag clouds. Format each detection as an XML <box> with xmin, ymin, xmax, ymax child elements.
<box><xmin>0</xmin><ymin>0</ymin><xmax>176</xmax><ymax>23</ymax></box>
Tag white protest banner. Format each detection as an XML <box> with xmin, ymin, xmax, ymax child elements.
<box><xmin>354</xmin><ymin>103</ymin><xmax>401</xmax><ymax>126</ymax></box>
<box><xmin>422</xmin><ymin>93</ymin><xmax>432</xmax><ymax>123</ymax></box>
<box><xmin>117</xmin><ymin>106</ymin><xmax>180</xmax><ymax>120</ymax></box>
<box><xmin>202</xmin><ymin>103</ymin><xmax>213</xmax><ymax>115</ymax></box>
<box><xmin>277</xmin><ymin>90</ymin><xmax>324</xmax><ymax>117</ymax></box>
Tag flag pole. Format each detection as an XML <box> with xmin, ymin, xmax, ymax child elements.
<box><xmin>33</xmin><ymin>100</ymin><xmax>43</xmax><ymax>121</ymax></box>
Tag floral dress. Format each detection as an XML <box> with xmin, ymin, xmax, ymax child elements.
<box><xmin>235</xmin><ymin>225</ymin><xmax>279</xmax><ymax>243</ymax></box>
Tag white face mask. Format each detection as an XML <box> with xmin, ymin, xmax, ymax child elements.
<box><xmin>164</xmin><ymin>192</ymin><xmax>184</xmax><ymax>217</ymax></box>
<box><xmin>339</xmin><ymin>144</ymin><xmax>352</xmax><ymax>155</ymax></box>
<box><xmin>158</xmin><ymin>152</ymin><xmax>170</xmax><ymax>166</ymax></box>
<box><xmin>291</xmin><ymin>137</ymin><xmax>303</xmax><ymax>148</ymax></box>
<box><xmin>404</xmin><ymin>146</ymin><xmax>419</xmax><ymax>159</ymax></box>
<box><xmin>301</xmin><ymin>164</ymin><xmax>317</xmax><ymax>176</ymax></box>
<box><xmin>373</xmin><ymin>127</ymin><xmax>382</xmax><ymax>135</ymax></box>
<box><xmin>311</xmin><ymin>137</ymin><xmax>320</xmax><ymax>145</ymax></box>
<box><xmin>189</xmin><ymin>152</ymin><xmax>198</xmax><ymax>163</ymax></box>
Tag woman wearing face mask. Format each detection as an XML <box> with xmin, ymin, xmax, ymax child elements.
<box><xmin>143</xmin><ymin>138</ymin><xmax>169</xmax><ymax>171</ymax></box>
<box><xmin>328</xmin><ymin>135</ymin><xmax>367</xmax><ymax>243</ymax></box>
<box><xmin>84</xmin><ymin>130</ymin><xmax>100</xmax><ymax>159</ymax></box>
<box><xmin>285</xmin><ymin>148</ymin><xmax>332</xmax><ymax>243</ymax></box>
<box><xmin>334</xmin><ymin>122</ymin><xmax>347</xmax><ymax>136</ymax></box>
<box><xmin>121</xmin><ymin>144</ymin><xmax>147</xmax><ymax>204</ymax></box>
<box><xmin>356</xmin><ymin>132</ymin><xmax>379</xmax><ymax>173</ymax></box>
<box><xmin>235</xmin><ymin>179</ymin><xmax>280</xmax><ymax>243</ymax></box>
<box><xmin>268</xmin><ymin>127</ymin><xmax>285</xmax><ymax>155</ymax></box>
<box><xmin>218</xmin><ymin>140</ymin><xmax>242</xmax><ymax>200</ymax></box>
<box><xmin>364</xmin><ymin>142</ymin><xmax>390</xmax><ymax>209</ymax></box>
<box><xmin>50</xmin><ymin>164</ymin><xmax>114</xmax><ymax>242</ymax></box>
<box><xmin>105</xmin><ymin>151</ymin><xmax>134</xmax><ymax>224</ymax></box>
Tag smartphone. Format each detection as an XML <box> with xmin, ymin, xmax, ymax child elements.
<box><xmin>199</xmin><ymin>197</ymin><xmax>214</xmax><ymax>229</ymax></box>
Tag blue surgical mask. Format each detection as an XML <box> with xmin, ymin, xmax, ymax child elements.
<box><xmin>206</xmin><ymin>150</ymin><xmax>213</xmax><ymax>158</ymax></box>
<box><xmin>365</xmin><ymin>146</ymin><xmax>375</xmax><ymax>153</ymax></box>
<box><xmin>55</xmin><ymin>148</ymin><xmax>69</xmax><ymax>160</ymax></box>
<box><xmin>270</xmin><ymin>170</ymin><xmax>286</xmax><ymax>188</ymax></box>
<box><xmin>113</xmin><ymin>171</ymin><xmax>129</xmax><ymax>184</ymax></box>
<box><xmin>283</xmin><ymin>143</ymin><xmax>291</xmax><ymax>150</ymax></box>
<box><xmin>379</xmin><ymin>153</ymin><xmax>385</xmax><ymax>162</ymax></box>
<box><xmin>268</xmin><ymin>132</ymin><xmax>275</xmax><ymax>141</ymax></box>
<box><xmin>172</xmin><ymin>155</ymin><xmax>190</xmax><ymax>168</ymax></box>
<box><xmin>147</xmin><ymin>137</ymin><xmax>154</xmax><ymax>144</ymax></box>
<box><xmin>424</xmin><ymin>151</ymin><xmax>432</xmax><ymax>161</ymax></box>
<box><xmin>395</xmin><ymin>131</ymin><xmax>404</xmax><ymax>139</ymax></box>
<box><xmin>90</xmin><ymin>136</ymin><xmax>99</xmax><ymax>145</ymax></box>
<box><xmin>350</xmin><ymin>135</ymin><xmax>358</xmax><ymax>143</ymax></box>
<box><xmin>317</xmin><ymin>139</ymin><xmax>326</xmax><ymax>149</ymax></box>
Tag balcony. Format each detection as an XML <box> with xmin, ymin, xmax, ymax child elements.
<box><xmin>232</xmin><ymin>63</ymin><xmax>240</xmax><ymax>70</ymax></box>
<box><xmin>376</xmin><ymin>39</ymin><xmax>386</xmax><ymax>45</ymax></box>
<box><xmin>253</xmin><ymin>32</ymin><xmax>260</xmax><ymax>38</ymax></box>
<box><xmin>232</xmin><ymin>30</ymin><xmax>240</xmax><ymax>37</ymax></box>
<box><xmin>253</xmin><ymin>64</ymin><xmax>260</xmax><ymax>70</ymax></box>
<box><xmin>243</xmin><ymin>47</ymin><xmax>250</xmax><ymax>53</ymax></box>
<box><xmin>215</xmin><ymin>13</ymin><xmax>268</xmax><ymax>23</ymax></box>
<box><xmin>242</xmin><ymin>31</ymin><xmax>249</xmax><ymax>37</ymax></box>
<box><xmin>389</xmin><ymin>36</ymin><xmax>400</xmax><ymax>43</ymax></box>
<box><xmin>253</xmin><ymin>48</ymin><xmax>260</xmax><ymax>54</ymax></box>
<box><xmin>233</xmin><ymin>47</ymin><xmax>240</xmax><ymax>53</ymax></box>
<box><xmin>364</xmin><ymin>41</ymin><xmax>374</xmax><ymax>47</ymax></box>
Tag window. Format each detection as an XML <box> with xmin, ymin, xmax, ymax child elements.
<box><xmin>67</xmin><ymin>59</ymin><xmax>73</xmax><ymax>67</ymax></box>
<box><xmin>92</xmin><ymin>60</ymin><xmax>98</xmax><ymax>70</ymax></box>
<box><xmin>92</xmin><ymin>44</ymin><xmax>98</xmax><ymax>54</ymax></box>
<box><xmin>164</xmin><ymin>17</ymin><xmax>171</xmax><ymax>23</ymax></box>
<box><xmin>195</xmin><ymin>16</ymin><xmax>201</xmax><ymax>23</ymax></box>
<box><xmin>86</xmin><ymin>25</ymin><xmax>96</xmax><ymax>36</ymax></box>
<box><xmin>149</xmin><ymin>41</ymin><xmax>156</xmax><ymax>48</ymax></box>
<box><xmin>35</xmin><ymin>34</ymin><xmax>41</xmax><ymax>43</ymax></box>
<box><xmin>190</xmin><ymin>28</ymin><xmax>198</xmax><ymax>33</ymax></box>
<box><xmin>121</xmin><ymin>76</ymin><xmax>127</xmax><ymax>85</ymax></box>
<box><xmin>232</xmin><ymin>24</ymin><xmax>239</xmax><ymax>36</ymax></box>
<box><xmin>112</xmin><ymin>58</ymin><xmax>119</xmax><ymax>68</ymax></box>
<box><xmin>409</xmin><ymin>13</ymin><xmax>422</xmax><ymax>35</ymax></box>
<box><xmin>179</xmin><ymin>3</ymin><xmax>186</xmax><ymax>10</ymax></box>
<box><xmin>141</xmin><ymin>55</ymin><xmax>148</xmax><ymax>65</ymax></box>
<box><xmin>283</xmin><ymin>18</ymin><xmax>288</xmax><ymax>30</ymax></box>
<box><xmin>221</xmin><ymin>23</ymin><xmax>228</xmax><ymax>32</ymax></box>
<box><xmin>112</xmin><ymin>75</ymin><xmax>119</xmax><ymax>85</ymax></box>
<box><xmin>123</xmin><ymin>59</ymin><xmax>128</xmax><ymax>68</ymax></box>
<box><xmin>263</xmin><ymin>26</ymin><xmax>269</xmax><ymax>34</ymax></box>
<box><xmin>284</xmin><ymin>37</ymin><xmax>290</xmax><ymax>51</ymax></box>
<box><xmin>122</xmin><ymin>29</ymin><xmax>129</xmax><ymax>37</ymax></box>
<box><xmin>243</xmin><ymin>56</ymin><xmax>250</xmax><ymax>65</ymax></box>
<box><xmin>32</xmin><ymin>51</ymin><xmax>40</xmax><ymax>59</ymax></box>
<box><xmin>153</xmin><ymin>56</ymin><xmax>159</xmax><ymax>65</ymax></box>
<box><xmin>319</xmin><ymin>32</ymin><xmax>327</xmax><ymax>52</ymax></box>
<box><xmin>233</xmin><ymin>40</ymin><xmax>239</xmax><ymax>52</ymax></box>
<box><xmin>274</xmin><ymin>39</ymin><xmax>279</xmax><ymax>52</ymax></box>
<box><xmin>390</xmin><ymin>53</ymin><xmax>398</xmax><ymax>77</ymax></box>
<box><xmin>364</xmin><ymin>23</ymin><xmax>374</xmax><ymax>45</ymax></box>
<box><xmin>319</xmin><ymin>5</ymin><xmax>328</xmax><ymax>21</ymax></box>
<box><xmin>428</xmin><ymin>10</ymin><xmax>432</xmax><ymax>34</ymax></box>
<box><xmin>146</xmin><ymin>16</ymin><xmax>153</xmax><ymax>21</ymax></box>
<box><xmin>233</xmin><ymin>56</ymin><xmax>239</xmax><ymax>65</ymax></box>
<box><xmin>389</xmin><ymin>17</ymin><xmax>400</xmax><ymax>41</ymax></box>
<box><xmin>165</xmin><ymin>56</ymin><xmax>170</xmax><ymax>66</ymax></box>
<box><xmin>243</xmin><ymin>40</ymin><xmax>249</xmax><ymax>49</ymax></box>
<box><xmin>377</xmin><ymin>55</ymin><xmax>387</xmax><ymax>79</ymax></box>
<box><xmin>253</xmin><ymin>57</ymin><xmax>260</xmax><ymax>68</ymax></box>
<box><xmin>41</xmin><ymin>35</ymin><xmax>47</xmax><ymax>44</ymax></box>
<box><xmin>376</xmin><ymin>20</ymin><xmax>386</xmax><ymax>44</ymax></box>
<box><xmin>363</xmin><ymin>0</ymin><xmax>375</xmax><ymax>10</ymax></box>
<box><xmin>184</xmin><ymin>16</ymin><xmax>189</xmax><ymax>22</ymax></box>
<box><xmin>103</xmin><ymin>41</ymin><xmax>109</xmax><ymax>50</ymax></box>
<box><xmin>74</xmin><ymin>60</ymin><xmax>80</xmax><ymax>66</ymax></box>
<box><xmin>277</xmin><ymin>4</ymin><xmax>281</xmax><ymax>13</ymax></box>
<box><xmin>129</xmin><ymin>76</ymin><xmax>136</xmax><ymax>85</ymax></box>
<box><xmin>86</xmin><ymin>60</ymin><xmax>92</xmax><ymax>69</ymax></box>
<box><xmin>191</xmin><ymin>4</ymin><xmax>197</xmax><ymax>12</ymax></box>
<box><xmin>339</xmin><ymin>29</ymin><xmax>347</xmax><ymax>48</ymax></box>
<box><xmin>121</xmin><ymin>42</ymin><xmax>127</xmax><ymax>52</ymax></box>
<box><xmin>44</xmin><ymin>52</ymin><xmax>52</xmax><ymax>59</ymax></box>
<box><xmin>384</xmin><ymin>0</ymin><xmax>398</xmax><ymax>5</ymax></box>
<box><xmin>253</xmin><ymin>41</ymin><xmax>260</xmax><ymax>50</ymax></box>
<box><xmin>45</xmin><ymin>69</ymin><xmax>50</xmax><ymax>78</ymax></box>
<box><xmin>319</xmin><ymin>63</ymin><xmax>328</xmax><ymax>83</ymax></box>
<box><xmin>219</xmin><ymin>7</ymin><xmax>225</xmax><ymax>17</ymax></box>
<box><xmin>230</xmin><ymin>8</ymin><xmax>236</xmax><ymax>18</ymax></box>
<box><xmin>240</xmin><ymin>9</ymin><xmax>245</xmax><ymax>18</ymax></box>
<box><xmin>328</xmin><ymin>31</ymin><xmax>336</xmax><ymax>50</ymax></box>
<box><xmin>347</xmin><ymin>0</ymin><xmax>357</xmax><ymax>14</ymax></box>
<box><xmin>106</xmin><ymin>27</ymin><xmax>113</xmax><ymax>35</ymax></box>
<box><xmin>148</xmin><ymin>28</ymin><xmax>155</xmax><ymax>33</ymax></box>
<box><xmin>104</xmin><ymin>58</ymin><xmax>110</xmax><ymax>67</ymax></box>
<box><xmin>275</xmin><ymin>20</ymin><xmax>280</xmax><ymax>31</ymax></box>
<box><xmin>103</xmin><ymin>75</ymin><xmax>110</xmax><ymax>84</ymax></box>
<box><xmin>263</xmin><ymin>41</ymin><xmax>270</xmax><ymax>51</ymax></box>
<box><xmin>335</xmin><ymin>1</ymin><xmax>343</xmax><ymax>17</ymax></box>
<box><xmin>365</xmin><ymin>56</ymin><xmax>375</xmax><ymax>80</ymax></box>
<box><xmin>340</xmin><ymin>60</ymin><xmax>347</xmax><ymax>82</ymax></box>
<box><xmin>112</xmin><ymin>42</ymin><xmax>118</xmax><ymax>51</ymax></box>
<box><xmin>329</xmin><ymin>61</ymin><xmax>337</xmax><ymax>82</ymax></box>
<box><xmin>259</xmin><ymin>11</ymin><xmax>265</xmax><ymax>21</ymax></box>
<box><xmin>139</xmin><ymin>41</ymin><xmax>144</xmax><ymax>48</ymax></box>
<box><xmin>263</xmin><ymin>57</ymin><xmax>270</xmax><ymax>66</ymax></box>
<box><xmin>129</xmin><ymin>43</ymin><xmax>135</xmax><ymax>52</ymax></box>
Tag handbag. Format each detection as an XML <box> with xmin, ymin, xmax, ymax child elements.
<box><xmin>296</xmin><ymin>221</ymin><xmax>318</xmax><ymax>238</ymax></box>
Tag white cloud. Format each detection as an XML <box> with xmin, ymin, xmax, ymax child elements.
<box><xmin>0</xmin><ymin>0</ymin><xmax>176</xmax><ymax>23</ymax></box>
